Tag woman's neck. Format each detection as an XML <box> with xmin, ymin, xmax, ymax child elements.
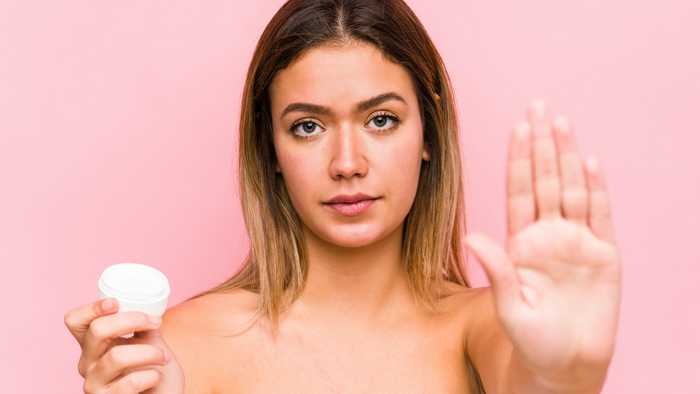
<box><xmin>294</xmin><ymin>223</ymin><xmax>413</xmax><ymax>327</ymax></box>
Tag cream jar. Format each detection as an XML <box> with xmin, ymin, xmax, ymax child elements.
<box><xmin>98</xmin><ymin>263</ymin><xmax>170</xmax><ymax>338</ymax></box>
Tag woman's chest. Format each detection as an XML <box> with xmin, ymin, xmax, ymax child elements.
<box><xmin>207</xmin><ymin>314</ymin><xmax>476</xmax><ymax>394</ymax></box>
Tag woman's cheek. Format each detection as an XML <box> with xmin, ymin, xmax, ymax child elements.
<box><xmin>391</xmin><ymin>141</ymin><xmax>424</xmax><ymax>209</ymax></box>
<box><xmin>394</xmin><ymin>159</ymin><xmax>421</xmax><ymax>206</ymax></box>
<box><xmin>281</xmin><ymin>155</ymin><xmax>323</xmax><ymax>214</ymax></box>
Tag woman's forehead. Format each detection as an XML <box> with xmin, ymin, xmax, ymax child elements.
<box><xmin>269</xmin><ymin>42</ymin><xmax>416</xmax><ymax>114</ymax></box>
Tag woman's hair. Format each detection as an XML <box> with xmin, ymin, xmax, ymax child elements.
<box><xmin>190</xmin><ymin>0</ymin><xmax>473</xmax><ymax>333</ymax></box>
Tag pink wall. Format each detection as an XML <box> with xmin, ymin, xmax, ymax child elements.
<box><xmin>2</xmin><ymin>1</ymin><xmax>698</xmax><ymax>392</ymax></box>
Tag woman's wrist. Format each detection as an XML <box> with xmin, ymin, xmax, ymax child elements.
<box><xmin>501</xmin><ymin>350</ymin><xmax>610</xmax><ymax>394</ymax></box>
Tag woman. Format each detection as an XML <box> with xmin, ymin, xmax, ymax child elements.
<box><xmin>64</xmin><ymin>0</ymin><xmax>622</xmax><ymax>392</ymax></box>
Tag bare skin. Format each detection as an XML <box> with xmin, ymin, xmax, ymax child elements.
<box><xmin>157</xmin><ymin>40</ymin><xmax>496</xmax><ymax>394</ymax></box>
<box><xmin>65</xmin><ymin>38</ymin><xmax>620</xmax><ymax>394</ymax></box>
<box><xmin>159</xmin><ymin>40</ymin><xmax>620</xmax><ymax>394</ymax></box>
<box><xmin>162</xmin><ymin>37</ymin><xmax>504</xmax><ymax>393</ymax></box>
<box><xmin>64</xmin><ymin>39</ymin><xmax>492</xmax><ymax>394</ymax></box>
<box><xmin>161</xmin><ymin>284</ymin><xmax>493</xmax><ymax>394</ymax></box>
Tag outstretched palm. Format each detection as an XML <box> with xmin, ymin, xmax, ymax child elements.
<box><xmin>466</xmin><ymin>100</ymin><xmax>622</xmax><ymax>381</ymax></box>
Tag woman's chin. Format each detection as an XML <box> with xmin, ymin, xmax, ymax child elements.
<box><xmin>316</xmin><ymin>225</ymin><xmax>387</xmax><ymax>248</ymax></box>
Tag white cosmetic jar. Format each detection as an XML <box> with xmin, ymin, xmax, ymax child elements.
<box><xmin>98</xmin><ymin>263</ymin><xmax>170</xmax><ymax>336</ymax></box>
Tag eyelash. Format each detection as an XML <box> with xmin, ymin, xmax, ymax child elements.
<box><xmin>288</xmin><ymin>111</ymin><xmax>400</xmax><ymax>139</ymax></box>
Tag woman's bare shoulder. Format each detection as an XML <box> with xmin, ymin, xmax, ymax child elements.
<box><xmin>452</xmin><ymin>285</ymin><xmax>514</xmax><ymax>393</ymax></box>
<box><xmin>160</xmin><ymin>288</ymin><xmax>261</xmax><ymax>393</ymax></box>
<box><xmin>436</xmin><ymin>283</ymin><xmax>498</xmax><ymax>338</ymax></box>
<box><xmin>162</xmin><ymin>288</ymin><xmax>261</xmax><ymax>334</ymax></box>
<box><xmin>434</xmin><ymin>281</ymin><xmax>490</xmax><ymax>313</ymax></box>
<box><xmin>426</xmin><ymin>281</ymin><xmax>490</xmax><ymax>344</ymax></box>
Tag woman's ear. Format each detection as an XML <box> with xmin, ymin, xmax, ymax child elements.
<box><xmin>422</xmin><ymin>145</ymin><xmax>431</xmax><ymax>161</ymax></box>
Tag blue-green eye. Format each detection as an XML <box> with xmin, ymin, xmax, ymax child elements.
<box><xmin>289</xmin><ymin>112</ymin><xmax>400</xmax><ymax>139</ymax></box>
<box><xmin>289</xmin><ymin>120</ymin><xmax>324</xmax><ymax>138</ymax></box>
<box><xmin>369</xmin><ymin>112</ymin><xmax>400</xmax><ymax>131</ymax></box>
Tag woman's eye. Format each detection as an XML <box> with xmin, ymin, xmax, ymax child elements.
<box><xmin>368</xmin><ymin>113</ymin><xmax>399</xmax><ymax>131</ymax></box>
<box><xmin>289</xmin><ymin>113</ymin><xmax>400</xmax><ymax>139</ymax></box>
<box><xmin>290</xmin><ymin>120</ymin><xmax>324</xmax><ymax>138</ymax></box>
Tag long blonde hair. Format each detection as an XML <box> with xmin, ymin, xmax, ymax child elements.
<box><xmin>189</xmin><ymin>0</ymin><xmax>473</xmax><ymax>335</ymax></box>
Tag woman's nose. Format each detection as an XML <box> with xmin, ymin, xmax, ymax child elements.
<box><xmin>328</xmin><ymin>124</ymin><xmax>368</xmax><ymax>180</ymax></box>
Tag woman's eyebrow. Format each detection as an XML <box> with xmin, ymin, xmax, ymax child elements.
<box><xmin>280</xmin><ymin>92</ymin><xmax>407</xmax><ymax>118</ymax></box>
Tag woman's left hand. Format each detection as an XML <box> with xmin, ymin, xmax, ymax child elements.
<box><xmin>465</xmin><ymin>99</ymin><xmax>622</xmax><ymax>389</ymax></box>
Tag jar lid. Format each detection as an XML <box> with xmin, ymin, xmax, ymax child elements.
<box><xmin>98</xmin><ymin>263</ymin><xmax>170</xmax><ymax>303</ymax></box>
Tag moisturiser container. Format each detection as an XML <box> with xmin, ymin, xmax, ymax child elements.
<box><xmin>98</xmin><ymin>263</ymin><xmax>170</xmax><ymax>337</ymax></box>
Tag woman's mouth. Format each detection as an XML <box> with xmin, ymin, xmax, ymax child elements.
<box><xmin>323</xmin><ymin>198</ymin><xmax>379</xmax><ymax>217</ymax></box>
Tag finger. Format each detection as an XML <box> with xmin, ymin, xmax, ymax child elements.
<box><xmin>80</xmin><ymin>312</ymin><xmax>162</xmax><ymax>376</ymax></box>
<box><xmin>87</xmin><ymin>344</ymin><xmax>168</xmax><ymax>387</ymax></box>
<box><xmin>507</xmin><ymin>121</ymin><xmax>536</xmax><ymax>237</ymax></box>
<box><xmin>528</xmin><ymin>99</ymin><xmax>562</xmax><ymax>219</ymax></box>
<box><xmin>64</xmin><ymin>298</ymin><xmax>119</xmax><ymax>344</ymax></box>
<box><xmin>584</xmin><ymin>156</ymin><xmax>617</xmax><ymax>244</ymax></box>
<box><xmin>107</xmin><ymin>369</ymin><xmax>161</xmax><ymax>394</ymax></box>
<box><xmin>552</xmin><ymin>115</ymin><xmax>587</xmax><ymax>225</ymax></box>
<box><xmin>465</xmin><ymin>233</ymin><xmax>522</xmax><ymax>315</ymax></box>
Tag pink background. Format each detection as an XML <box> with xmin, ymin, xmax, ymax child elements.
<box><xmin>2</xmin><ymin>0</ymin><xmax>698</xmax><ymax>392</ymax></box>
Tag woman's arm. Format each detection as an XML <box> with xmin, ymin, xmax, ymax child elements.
<box><xmin>464</xmin><ymin>286</ymin><xmax>514</xmax><ymax>394</ymax></box>
<box><xmin>160</xmin><ymin>300</ymin><xmax>218</xmax><ymax>394</ymax></box>
<box><xmin>463</xmin><ymin>100</ymin><xmax>621</xmax><ymax>394</ymax></box>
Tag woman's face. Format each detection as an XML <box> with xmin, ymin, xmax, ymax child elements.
<box><xmin>269</xmin><ymin>40</ymin><xmax>430</xmax><ymax>248</ymax></box>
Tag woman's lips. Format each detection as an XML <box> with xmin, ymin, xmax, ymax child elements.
<box><xmin>323</xmin><ymin>198</ymin><xmax>378</xmax><ymax>217</ymax></box>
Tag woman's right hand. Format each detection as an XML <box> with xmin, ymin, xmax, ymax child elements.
<box><xmin>64</xmin><ymin>298</ymin><xmax>185</xmax><ymax>393</ymax></box>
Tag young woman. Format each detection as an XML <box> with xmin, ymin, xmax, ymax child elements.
<box><xmin>64</xmin><ymin>0</ymin><xmax>622</xmax><ymax>393</ymax></box>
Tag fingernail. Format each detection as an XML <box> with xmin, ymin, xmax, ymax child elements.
<box><xmin>530</xmin><ymin>99</ymin><xmax>546</xmax><ymax>118</ymax></box>
<box><xmin>101</xmin><ymin>298</ymin><xmax>115</xmax><ymax>312</ymax></box>
<box><xmin>515</xmin><ymin>122</ymin><xmax>530</xmax><ymax>139</ymax></box>
<box><xmin>148</xmin><ymin>315</ymin><xmax>162</xmax><ymax>325</ymax></box>
<box><xmin>553</xmin><ymin>115</ymin><xmax>569</xmax><ymax>134</ymax></box>
<box><xmin>464</xmin><ymin>235</ymin><xmax>478</xmax><ymax>249</ymax></box>
<box><xmin>585</xmin><ymin>156</ymin><xmax>599</xmax><ymax>172</ymax></box>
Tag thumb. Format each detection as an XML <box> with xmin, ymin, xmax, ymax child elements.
<box><xmin>465</xmin><ymin>233</ymin><xmax>521</xmax><ymax>313</ymax></box>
